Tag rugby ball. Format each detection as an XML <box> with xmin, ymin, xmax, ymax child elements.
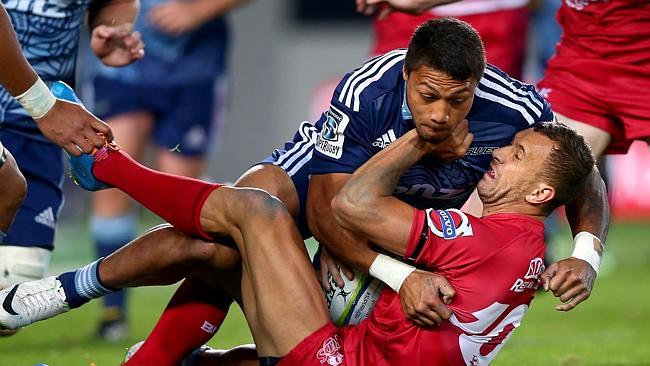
<box><xmin>324</xmin><ymin>269</ymin><xmax>385</xmax><ymax>326</ymax></box>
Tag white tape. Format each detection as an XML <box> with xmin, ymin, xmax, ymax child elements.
<box><xmin>15</xmin><ymin>78</ymin><xmax>56</xmax><ymax>120</ymax></box>
<box><xmin>571</xmin><ymin>231</ymin><xmax>603</xmax><ymax>274</ymax></box>
<box><xmin>369</xmin><ymin>254</ymin><xmax>416</xmax><ymax>293</ymax></box>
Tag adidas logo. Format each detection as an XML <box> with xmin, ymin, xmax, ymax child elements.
<box><xmin>34</xmin><ymin>207</ymin><xmax>56</xmax><ymax>229</ymax></box>
<box><xmin>372</xmin><ymin>129</ymin><xmax>397</xmax><ymax>149</ymax></box>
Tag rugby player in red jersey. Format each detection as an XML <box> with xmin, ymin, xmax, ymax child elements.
<box><xmin>537</xmin><ymin>0</ymin><xmax>650</xmax><ymax>157</ymax></box>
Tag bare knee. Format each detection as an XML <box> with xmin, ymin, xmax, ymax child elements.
<box><xmin>0</xmin><ymin>151</ymin><xmax>27</xmax><ymax>213</ymax></box>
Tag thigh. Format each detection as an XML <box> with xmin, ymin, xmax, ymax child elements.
<box><xmin>555</xmin><ymin>112</ymin><xmax>612</xmax><ymax>157</ymax></box>
<box><xmin>153</xmin><ymin>83</ymin><xmax>216</xmax><ymax>157</ymax></box>
<box><xmin>0</xmin><ymin>131</ymin><xmax>63</xmax><ymax>250</ymax></box>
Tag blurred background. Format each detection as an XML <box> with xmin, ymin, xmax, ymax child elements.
<box><xmin>2</xmin><ymin>0</ymin><xmax>650</xmax><ymax>364</ymax></box>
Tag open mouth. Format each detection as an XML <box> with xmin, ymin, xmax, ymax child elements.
<box><xmin>486</xmin><ymin>165</ymin><xmax>496</xmax><ymax>179</ymax></box>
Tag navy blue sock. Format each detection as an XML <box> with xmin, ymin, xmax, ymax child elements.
<box><xmin>57</xmin><ymin>258</ymin><xmax>114</xmax><ymax>309</ymax></box>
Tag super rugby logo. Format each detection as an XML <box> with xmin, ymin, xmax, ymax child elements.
<box><xmin>315</xmin><ymin>105</ymin><xmax>350</xmax><ymax>159</ymax></box>
<box><xmin>316</xmin><ymin>335</ymin><xmax>344</xmax><ymax>366</ymax></box>
<box><xmin>427</xmin><ymin>208</ymin><xmax>473</xmax><ymax>240</ymax></box>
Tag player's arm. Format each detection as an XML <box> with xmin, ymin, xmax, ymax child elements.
<box><xmin>541</xmin><ymin>167</ymin><xmax>609</xmax><ymax>311</ymax></box>
<box><xmin>328</xmin><ymin>129</ymin><xmax>457</xmax><ymax>326</ymax></box>
<box><xmin>88</xmin><ymin>0</ymin><xmax>145</xmax><ymax>67</ymax></box>
<box><xmin>0</xmin><ymin>4</ymin><xmax>112</xmax><ymax>155</ymax></box>
<box><xmin>148</xmin><ymin>0</ymin><xmax>249</xmax><ymax>35</ymax></box>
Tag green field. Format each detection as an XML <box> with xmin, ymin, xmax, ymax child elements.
<box><xmin>1</xmin><ymin>218</ymin><xmax>649</xmax><ymax>366</ymax></box>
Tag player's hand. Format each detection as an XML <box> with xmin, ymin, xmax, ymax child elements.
<box><xmin>319</xmin><ymin>247</ymin><xmax>355</xmax><ymax>291</ymax></box>
<box><xmin>540</xmin><ymin>257</ymin><xmax>596</xmax><ymax>311</ymax></box>
<box><xmin>399</xmin><ymin>270</ymin><xmax>455</xmax><ymax>327</ymax></box>
<box><xmin>91</xmin><ymin>23</ymin><xmax>145</xmax><ymax>67</ymax></box>
<box><xmin>35</xmin><ymin>99</ymin><xmax>113</xmax><ymax>157</ymax></box>
<box><xmin>149</xmin><ymin>1</ymin><xmax>208</xmax><ymax>35</ymax></box>
<box><xmin>426</xmin><ymin>119</ymin><xmax>473</xmax><ymax>162</ymax></box>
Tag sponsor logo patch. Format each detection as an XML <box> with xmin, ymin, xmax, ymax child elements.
<box><xmin>315</xmin><ymin>105</ymin><xmax>350</xmax><ymax>159</ymax></box>
<box><xmin>427</xmin><ymin>208</ymin><xmax>473</xmax><ymax>240</ymax></box>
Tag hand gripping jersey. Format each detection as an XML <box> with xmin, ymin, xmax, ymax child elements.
<box><xmin>311</xmin><ymin>50</ymin><xmax>554</xmax><ymax>211</ymax></box>
<box><xmin>281</xmin><ymin>209</ymin><xmax>546</xmax><ymax>366</ymax></box>
<box><xmin>0</xmin><ymin>0</ymin><xmax>92</xmax><ymax>141</ymax></box>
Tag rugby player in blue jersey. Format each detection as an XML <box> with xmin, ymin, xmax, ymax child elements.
<box><xmin>0</xmin><ymin>18</ymin><xmax>608</xmax><ymax>363</ymax></box>
<box><xmin>0</xmin><ymin>0</ymin><xmax>144</xmax><ymax>291</ymax></box>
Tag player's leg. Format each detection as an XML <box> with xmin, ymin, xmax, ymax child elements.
<box><xmin>124</xmin><ymin>163</ymin><xmax>305</xmax><ymax>365</ymax></box>
<box><xmin>556</xmin><ymin>112</ymin><xmax>611</xmax><ymax>158</ymax></box>
<box><xmin>91</xmin><ymin>109</ymin><xmax>153</xmax><ymax>340</ymax></box>
<box><xmin>0</xmin><ymin>131</ymin><xmax>60</xmax><ymax>289</ymax></box>
<box><xmin>0</xmin><ymin>143</ymin><xmax>26</xmax><ymax>239</ymax></box>
<box><xmin>198</xmin><ymin>186</ymin><xmax>330</xmax><ymax>357</ymax></box>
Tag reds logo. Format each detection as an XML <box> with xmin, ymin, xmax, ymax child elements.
<box><xmin>316</xmin><ymin>335</ymin><xmax>344</xmax><ymax>366</ymax></box>
<box><xmin>565</xmin><ymin>0</ymin><xmax>605</xmax><ymax>11</ymax></box>
<box><xmin>510</xmin><ymin>257</ymin><xmax>545</xmax><ymax>293</ymax></box>
<box><xmin>524</xmin><ymin>258</ymin><xmax>545</xmax><ymax>280</ymax></box>
<box><xmin>427</xmin><ymin>209</ymin><xmax>473</xmax><ymax>240</ymax></box>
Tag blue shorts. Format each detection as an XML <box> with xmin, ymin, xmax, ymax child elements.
<box><xmin>0</xmin><ymin>129</ymin><xmax>63</xmax><ymax>250</ymax></box>
<box><xmin>93</xmin><ymin>77</ymin><xmax>219</xmax><ymax>156</ymax></box>
<box><xmin>259</xmin><ymin>122</ymin><xmax>319</xmax><ymax>238</ymax></box>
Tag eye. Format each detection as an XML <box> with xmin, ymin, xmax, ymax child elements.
<box><xmin>450</xmin><ymin>98</ymin><xmax>467</xmax><ymax>105</ymax></box>
<box><xmin>421</xmin><ymin>93</ymin><xmax>438</xmax><ymax>101</ymax></box>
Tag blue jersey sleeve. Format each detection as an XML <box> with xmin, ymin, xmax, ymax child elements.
<box><xmin>311</xmin><ymin>76</ymin><xmax>379</xmax><ymax>175</ymax></box>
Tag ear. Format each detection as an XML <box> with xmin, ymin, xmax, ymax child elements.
<box><xmin>402</xmin><ymin>66</ymin><xmax>408</xmax><ymax>82</ymax></box>
<box><xmin>525</xmin><ymin>184</ymin><xmax>555</xmax><ymax>205</ymax></box>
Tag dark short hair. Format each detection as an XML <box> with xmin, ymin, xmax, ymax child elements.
<box><xmin>405</xmin><ymin>18</ymin><xmax>486</xmax><ymax>81</ymax></box>
<box><xmin>534</xmin><ymin>122</ymin><xmax>596</xmax><ymax>213</ymax></box>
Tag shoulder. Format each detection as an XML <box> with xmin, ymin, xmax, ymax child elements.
<box><xmin>471</xmin><ymin>64</ymin><xmax>553</xmax><ymax>126</ymax></box>
<box><xmin>334</xmin><ymin>49</ymin><xmax>407</xmax><ymax>113</ymax></box>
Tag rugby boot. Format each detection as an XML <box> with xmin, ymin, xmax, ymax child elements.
<box><xmin>50</xmin><ymin>81</ymin><xmax>118</xmax><ymax>191</ymax></box>
<box><xmin>0</xmin><ymin>276</ymin><xmax>69</xmax><ymax>330</ymax></box>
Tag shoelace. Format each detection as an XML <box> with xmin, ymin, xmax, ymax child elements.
<box><xmin>18</xmin><ymin>285</ymin><xmax>65</xmax><ymax>320</ymax></box>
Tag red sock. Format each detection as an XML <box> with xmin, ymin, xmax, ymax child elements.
<box><xmin>125</xmin><ymin>278</ymin><xmax>232</xmax><ymax>366</ymax></box>
<box><xmin>92</xmin><ymin>149</ymin><xmax>219</xmax><ymax>240</ymax></box>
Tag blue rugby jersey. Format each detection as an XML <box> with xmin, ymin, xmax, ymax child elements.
<box><xmin>0</xmin><ymin>0</ymin><xmax>92</xmax><ymax>142</ymax></box>
<box><xmin>311</xmin><ymin>49</ymin><xmax>554</xmax><ymax>210</ymax></box>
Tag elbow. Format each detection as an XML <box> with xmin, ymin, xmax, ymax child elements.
<box><xmin>331</xmin><ymin>191</ymin><xmax>366</xmax><ymax>232</ymax></box>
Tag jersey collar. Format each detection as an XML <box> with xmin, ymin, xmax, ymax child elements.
<box><xmin>401</xmin><ymin>81</ymin><xmax>413</xmax><ymax>121</ymax></box>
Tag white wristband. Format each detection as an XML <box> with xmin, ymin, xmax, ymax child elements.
<box><xmin>15</xmin><ymin>78</ymin><xmax>57</xmax><ymax>120</ymax></box>
<box><xmin>571</xmin><ymin>231</ymin><xmax>603</xmax><ymax>274</ymax></box>
<box><xmin>369</xmin><ymin>254</ymin><xmax>416</xmax><ymax>293</ymax></box>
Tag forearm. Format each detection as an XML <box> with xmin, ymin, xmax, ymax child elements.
<box><xmin>309</xmin><ymin>205</ymin><xmax>378</xmax><ymax>272</ymax></box>
<box><xmin>88</xmin><ymin>0</ymin><xmax>139</xmax><ymax>29</ymax></box>
<box><xmin>343</xmin><ymin>129</ymin><xmax>427</xmax><ymax>208</ymax></box>
<box><xmin>565</xmin><ymin>167</ymin><xmax>609</xmax><ymax>242</ymax></box>
<box><xmin>0</xmin><ymin>5</ymin><xmax>38</xmax><ymax>96</ymax></box>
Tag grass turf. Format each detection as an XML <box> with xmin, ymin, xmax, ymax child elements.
<box><xmin>1</xmin><ymin>219</ymin><xmax>649</xmax><ymax>365</ymax></box>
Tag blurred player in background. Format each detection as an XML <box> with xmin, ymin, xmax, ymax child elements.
<box><xmin>0</xmin><ymin>1</ymin><xmax>142</xmax><ymax>294</ymax></box>
<box><xmin>358</xmin><ymin>0</ymin><xmax>530</xmax><ymax>78</ymax></box>
<box><xmin>537</xmin><ymin>0</ymin><xmax>650</xmax><ymax>158</ymax></box>
<box><xmin>83</xmin><ymin>0</ymin><xmax>246</xmax><ymax>341</ymax></box>
<box><xmin>0</xmin><ymin>3</ymin><xmax>113</xmax><ymax>269</ymax></box>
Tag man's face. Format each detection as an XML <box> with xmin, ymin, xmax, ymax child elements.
<box><xmin>403</xmin><ymin>65</ymin><xmax>476</xmax><ymax>143</ymax></box>
<box><xmin>477</xmin><ymin>130</ymin><xmax>555</xmax><ymax>205</ymax></box>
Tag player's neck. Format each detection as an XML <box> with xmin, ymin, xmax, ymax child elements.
<box><xmin>482</xmin><ymin>202</ymin><xmax>545</xmax><ymax>221</ymax></box>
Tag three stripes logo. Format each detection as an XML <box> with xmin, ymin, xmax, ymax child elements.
<box><xmin>372</xmin><ymin>129</ymin><xmax>397</xmax><ymax>149</ymax></box>
<box><xmin>34</xmin><ymin>207</ymin><xmax>56</xmax><ymax>229</ymax></box>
